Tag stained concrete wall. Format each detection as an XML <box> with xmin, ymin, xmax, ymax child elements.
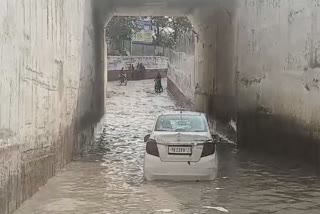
<box><xmin>0</xmin><ymin>1</ymin><xmax>107</xmax><ymax>213</ymax></box>
<box><xmin>235</xmin><ymin>0</ymin><xmax>320</xmax><ymax>165</ymax></box>
<box><xmin>168</xmin><ymin>0</ymin><xmax>320</xmax><ymax>165</ymax></box>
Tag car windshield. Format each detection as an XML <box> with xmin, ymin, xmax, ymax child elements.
<box><xmin>155</xmin><ymin>114</ymin><xmax>208</xmax><ymax>132</ymax></box>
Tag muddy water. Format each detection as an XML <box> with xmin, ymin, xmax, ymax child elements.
<box><xmin>15</xmin><ymin>80</ymin><xmax>320</xmax><ymax>214</ymax></box>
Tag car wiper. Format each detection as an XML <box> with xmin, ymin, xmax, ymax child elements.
<box><xmin>174</xmin><ymin>129</ymin><xmax>186</xmax><ymax>132</ymax></box>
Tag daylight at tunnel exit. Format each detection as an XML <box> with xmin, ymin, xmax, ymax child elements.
<box><xmin>1</xmin><ymin>0</ymin><xmax>320</xmax><ymax>214</ymax></box>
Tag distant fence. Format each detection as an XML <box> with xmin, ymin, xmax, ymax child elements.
<box><xmin>120</xmin><ymin>40</ymin><xmax>170</xmax><ymax>56</ymax></box>
<box><xmin>131</xmin><ymin>43</ymin><xmax>170</xmax><ymax>56</ymax></box>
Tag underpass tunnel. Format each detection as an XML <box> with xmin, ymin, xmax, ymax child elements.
<box><xmin>91</xmin><ymin>0</ymin><xmax>238</xmax><ymax>122</ymax></box>
<box><xmin>89</xmin><ymin>0</ymin><xmax>319</xmax><ymax>166</ymax></box>
<box><xmin>3</xmin><ymin>1</ymin><xmax>320</xmax><ymax>213</ymax></box>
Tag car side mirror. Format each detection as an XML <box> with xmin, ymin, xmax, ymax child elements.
<box><xmin>144</xmin><ymin>134</ymin><xmax>151</xmax><ymax>142</ymax></box>
<box><xmin>211</xmin><ymin>133</ymin><xmax>221</xmax><ymax>143</ymax></box>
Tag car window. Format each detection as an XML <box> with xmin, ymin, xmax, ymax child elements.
<box><xmin>155</xmin><ymin>114</ymin><xmax>208</xmax><ymax>132</ymax></box>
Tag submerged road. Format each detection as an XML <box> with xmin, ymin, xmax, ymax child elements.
<box><xmin>15</xmin><ymin>79</ymin><xmax>320</xmax><ymax>214</ymax></box>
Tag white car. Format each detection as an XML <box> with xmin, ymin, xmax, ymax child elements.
<box><xmin>143</xmin><ymin>111</ymin><xmax>219</xmax><ymax>181</ymax></box>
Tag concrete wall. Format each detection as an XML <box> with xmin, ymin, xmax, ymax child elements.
<box><xmin>235</xmin><ymin>0</ymin><xmax>320</xmax><ymax>164</ymax></box>
<box><xmin>168</xmin><ymin>0</ymin><xmax>320</xmax><ymax>165</ymax></box>
<box><xmin>108</xmin><ymin>69</ymin><xmax>167</xmax><ymax>82</ymax></box>
<box><xmin>0</xmin><ymin>1</ymin><xmax>106</xmax><ymax>213</ymax></box>
<box><xmin>190</xmin><ymin>1</ymin><xmax>237</xmax><ymax>119</ymax></box>
<box><xmin>167</xmin><ymin>33</ymin><xmax>196</xmax><ymax>104</ymax></box>
<box><xmin>108</xmin><ymin>56</ymin><xmax>168</xmax><ymax>70</ymax></box>
<box><xmin>107</xmin><ymin>56</ymin><xmax>168</xmax><ymax>81</ymax></box>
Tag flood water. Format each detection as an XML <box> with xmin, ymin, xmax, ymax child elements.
<box><xmin>15</xmin><ymin>79</ymin><xmax>320</xmax><ymax>214</ymax></box>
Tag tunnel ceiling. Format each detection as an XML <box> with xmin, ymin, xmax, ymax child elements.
<box><xmin>94</xmin><ymin>0</ymin><xmax>227</xmax><ymax>26</ymax></box>
<box><xmin>110</xmin><ymin>0</ymin><xmax>218</xmax><ymax>16</ymax></box>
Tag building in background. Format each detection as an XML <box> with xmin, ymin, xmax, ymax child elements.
<box><xmin>129</xmin><ymin>17</ymin><xmax>157</xmax><ymax>56</ymax></box>
<box><xmin>132</xmin><ymin>17</ymin><xmax>154</xmax><ymax>44</ymax></box>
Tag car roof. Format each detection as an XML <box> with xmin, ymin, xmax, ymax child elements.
<box><xmin>159</xmin><ymin>111</ymin><xmax>205</xmax><ymax>116</ymax></box>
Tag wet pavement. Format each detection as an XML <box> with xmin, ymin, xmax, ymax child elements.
<box><xmin>15</xmin><ymin>79</ymin><xmax>320</xmax><ymax>214</ymax></box>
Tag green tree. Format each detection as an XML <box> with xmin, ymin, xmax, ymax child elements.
<box><xmin>150</xmin><ymin>16</ymin><xmax>170</xmax><ymax>46</ymax></box>
<box><xmin>105</xmin><ymin>16</ymin><xmax>138</xmax><ymax>55</ymax></box>
<box><xmin>171</xmin><ymin>17</ymin><xmax>192</xmax><ymax>42</ymax></box>
<box><xmin>105</xmin><ymin>16</ymin><xmax>192</xmax><ymax>54</ymax></box>
<box><xmin>151</xmin><ymin>16</ymin><xmax>192</xmax><ymax>48</ymax></box>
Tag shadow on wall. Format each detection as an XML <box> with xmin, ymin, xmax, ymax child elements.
<box><xmin>237</xmin><ymin>112</ymin><xmax>320</xmax><ymax>171</ymax></box>
<box><xmin>167</xmin><ymin>78</ymin><xmax>194</xmax><ymax>110</ymax></box>
<box><xmin>74</xmin><ymin>0</ymin><xmax>106</xmax><ymax>157</ymax></box>
<box><xmin>0</xmin><ymin>1</ymin><xmax>105</xmax><ymax>214</ymax></box>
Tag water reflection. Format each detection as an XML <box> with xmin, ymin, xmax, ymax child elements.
<box><xmin>100</xmin><ymin>80</ymin><xmax>320</xmax><ymax>213</ymax></box>
<box><xmin>14</xmin><ymin>79</ymin><xmax>320</xmax><ymax>214</ymax></box>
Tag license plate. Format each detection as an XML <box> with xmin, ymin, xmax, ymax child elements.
<box><xmin>168</xmin><ymin>146</ymin><xmax>192</xmax><ymax>155</ymax></box>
